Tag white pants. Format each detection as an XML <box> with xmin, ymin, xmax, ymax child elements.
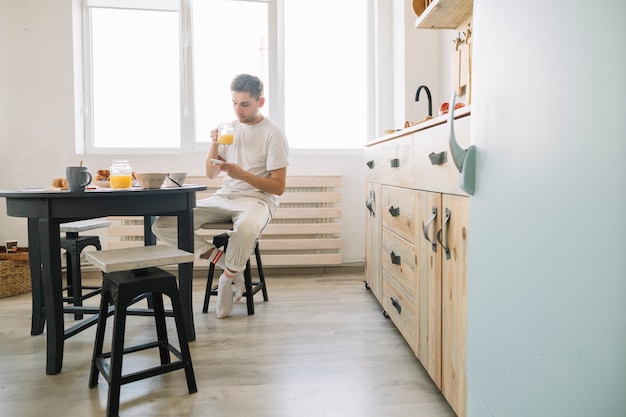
<box><xmin>152</xmin><ymin>195</ymin><xmax>271</xmax><ymax>272</ymax></box>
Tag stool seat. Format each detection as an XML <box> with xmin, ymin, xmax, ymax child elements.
<box><xmin>85</xmin><ymin>245</ymin><xmax>194</xmax><ymax>273</ymax></box>
<box><xmin>60</xmin><ymin>219</ymin><xmax>112</xmax><ymax>234</ymax></box>
<box><xmin>87</xmin><ymin>246</ymin><xmax>196</xmax><ymax>417</ymax></box>
<box><xmin>200</xmin><ymin>222</ymin><xmax>268</xmax><ymax>316</ymax></box>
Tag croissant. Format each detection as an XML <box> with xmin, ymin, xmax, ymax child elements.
<box><xmin>95</xmin><ymin>169</ymin><xmax>110</xmax><ymax>181</ymax></box>
<box><xmin>51</xmin><ymin>177</ymin><xmax>68</xmax><ymax>189</ymax></box>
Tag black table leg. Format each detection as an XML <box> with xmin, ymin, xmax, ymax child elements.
<box><xmin>177</xmin><ymin>206</ymin><xmax>196</xmax><ymax>342</ymax></box>
<box><xmin>28</xmin><ymin>218</ymin><xmax>45</xmax><ymax>335</ymax></box>
<box><xmin>144</xmin><ymin>215</ymin><xmax>157</xmax><ymax>246</ymax></box>
<box><xmin>39</xmin><ymin>218</ymin><xmax>64</xmax><ymax>375</ymax></box>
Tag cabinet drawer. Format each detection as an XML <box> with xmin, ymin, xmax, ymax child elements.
<box><xmin>381</xmin><ymin>135</ymin><xmax>414</xmax><ymax>188</ymax></box>
<box><xmin>382</xmin><ymin>270</ymin><xmax>417</xmax><ymax>353</ymax></box>
<box><xmin>364</xmin><ymin>145</ymin><xmax>383</xmax><ymax>183</ymax></box>
<box><xmin>382</xmin><ymin>186</ymin><xmax>416</xmax><ymax>244</ymax></box>
<box><xmin>382</xmin><ymin>228</ymin><xmax>416</xmax><ymax>299</ymax></box>
<box><xmin>413</xmin><ymin>115</ymin><xmax>471</xmax><ymax>195</ymax></box>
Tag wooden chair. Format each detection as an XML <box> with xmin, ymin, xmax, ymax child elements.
<box><xmin>85</xmin><ymin>245</ymin><xmax>197</xmax><ymax>417</ymax></box>
<box><xmin>200</xmin><ymin>222</ymin><xmax>268</xmax><ymax>315</ymax></box>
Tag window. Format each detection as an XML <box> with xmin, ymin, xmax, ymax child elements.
<box><xmin>283</xmin><ymin>0</ymin><xmax>367</xmax><ymax>149</ymax></box>
<box><xmin>85</xmin><ymin>3</ymin><xmax>181</xmax><ymax>151</ymax></box>
<box><xmin>81</xmin><ymin>0</ymin><xmax>369</xmax><ymax>152</ymax></box>
<box><xmin>191</xmin><ymin>0</ymin><xmax>269</xmax><ymax>144</ymax></box>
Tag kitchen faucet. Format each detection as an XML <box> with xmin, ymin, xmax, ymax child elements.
<box><xmin>415</xmin><ymin>85</ymin><xmax>432</xmax><ymax>116</ymax></box>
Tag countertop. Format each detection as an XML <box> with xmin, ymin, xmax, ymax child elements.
<box><xmin>367</xmin><ymin>105</ymin><xmax>471</xmax><ymax>146</ymax></box>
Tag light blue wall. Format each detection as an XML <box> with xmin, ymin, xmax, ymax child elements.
<box><xmin>467</xmin><ymin>1</ymin><xmax>626</xmax><ymax>416</ymax></box>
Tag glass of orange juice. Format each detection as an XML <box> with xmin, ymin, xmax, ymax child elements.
<box><xmin>109</xmin><ymin>160</ymin><xmax>133</xmax><ymax>189</ymax></box>
<box><xmin>217</xmin><ymin>122</ymin><xmax>234</xmax><ymax>144</ymax></box>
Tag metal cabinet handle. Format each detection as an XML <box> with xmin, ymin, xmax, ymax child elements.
<box><xmin>428</xmin><ymin>151</ymin><xmax>447</xmax><ymax>165</ymax></box>
<box><xmin>365</xmin><ymin>190</ymin><xmax>375</xmax><ymax>217</ymax></box>
<box><xmin>366</xmin><ymin>160</ymin><xmax>375</xmax><ymax>169</ymax></box>
<box><xmin>388</xmin><ymin>206</ymin><xmax>400</xmax><ymax>217</ymax></box>
<box><xmin>423</xmin><ymin>206</ymin><xmax>438</xmax><ymax>253</ymax></box>
<box><xmin>390</xmin><ymin>158</ymin><xmax>400</xmax><ymax>168</ymax></box>
<box><xmin>390</xmin><ymin>251</ymin><xmax>401</xmax><ymax>265</ymax></box>
<box><xmin>436</xmin><ymin>207</ymin><xmax>451</xmax><ymax>260</ymax></box>
<box><xmin>391</xmin><ymin>297</ymin><xmax>402</xmax><ymax>314</ymax></box>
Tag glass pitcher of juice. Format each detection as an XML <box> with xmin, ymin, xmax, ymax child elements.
<box><xmin>109</xmin><ymin>160</ymin><xmax>133</xmax><ymax>189</ymax></box>
<box><xmin>217</xmin><ymin>122</ymin><xmax>235</xmax><ymax>144</ymax></box>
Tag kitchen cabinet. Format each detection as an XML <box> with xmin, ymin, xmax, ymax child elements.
<box><xmin>364</xmin><ymin>112</ymin><xmax>470</xmax><ymax>417</ymax></box>
<box><xmin>365</xmin><ymin>182</ymin><xmax>382</xmax><ymax>302</ymax></box>
<box><xmin>440</xmin><ymin>193</ymin><xmax>468</xmax><ymax>417</ymax></box>
<box><xmin>417</xmin><ymin>189</ymin><xmax>468</xmax><ymax>417</ymax></box>
<box><xmin>381</xmin><ymin>185</ymin><xmax>419</xmax><ymax>351</ymax></box>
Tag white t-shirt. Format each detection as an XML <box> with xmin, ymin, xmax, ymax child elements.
<box><xmin>216</xmin><ymin>117</ymin><xmax>289</xmax><ymax>212</ymax></box>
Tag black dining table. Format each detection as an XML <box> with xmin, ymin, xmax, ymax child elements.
<box><xmin>0</xmin><ymin>184</ymin><xmax>207</xmax><ymax>375</ymax></box>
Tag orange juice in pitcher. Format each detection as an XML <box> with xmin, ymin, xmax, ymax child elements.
<box><xmin>217</xmin><ymin>122</ymin><xmax>234</xmax><ymax>144</ymax></box>
<box><xmin>110</xmin><ymin>160</ymin><xmax>133</xmax><ymax>189</ymax></box>
<box><xmin>110</xmin><ymin>175</ymin><xmax>133</xmax><ymax>189</ymax></box>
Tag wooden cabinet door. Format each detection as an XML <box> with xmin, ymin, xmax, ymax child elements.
<box><xmin>415</xmin><ymin>190</ymin><xmax>443</xmax><ymax>388</ymax></box>
<box><xmin>440</xmin><ymin>194</ymin><xmax>469</xmax><ymax>417</ymax></box>
<box><xmin>365</xmin><ymin>182</ymin><xmax>382</xmax><ymax>302</ymax></box>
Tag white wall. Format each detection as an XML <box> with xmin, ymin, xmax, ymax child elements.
<box><xmin>467</xmin><ymin>1</ymin><xmax>626</xmax><ymax>416</ymax></box>
<box><xmin>403</xmin><ymin>2</ymin><xmax>443</xmax><ymax>123</ymax></box>
<box><xmin>0</xmin><ymin>0</ymin><xmax>366</xmax><ymax>266</ymax></box>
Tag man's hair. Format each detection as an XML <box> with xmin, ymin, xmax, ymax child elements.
<box><xmin>230</xmin><ymin>74</ymin><xmax>264</xmax><ymax>101</ymax></box>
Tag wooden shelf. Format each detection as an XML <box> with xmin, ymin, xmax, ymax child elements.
<box><xmin>414</xmin><ymin>0</ymin><xmax>473</xmax><ymax>29</ymax></box>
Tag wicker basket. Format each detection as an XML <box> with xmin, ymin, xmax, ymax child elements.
<box><xmin>0</xmin><ymin>247</ymin><xmax>32</xmax><ymax>299</ymax></box>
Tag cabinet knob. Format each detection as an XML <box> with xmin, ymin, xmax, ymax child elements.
<box><xmin>428</xmin><ymin>151</ymin><xmax>447</xmax><ymax>165</ymax></box>
<box><xmin>389</xmin><ymin>158</ymin><xmax>400</xmax><ymax>168</ymax></box>
<box><xmin>423</xmin><ymin>206</ymin><xmax>438</xmax><ymax>253</ymax></box>
<box><xmin>391</xmin><ymin>297</ymin><xmax>402</xmax><ymax>314</ymax></box>
<box><xmin>388</xmin><ymin>206</ymin><xmax>400</xmax><ymax>217</ymax></box>
<box><xmin>366</xmin><ymin>160</ymin><xmax>375</xmax><ymax>169</ymax></box>
<box><xmin>365</xmin><ymin>190</ymin><xmax>375</xmax><ymax>217</ymax></box>
<box><xmin>390</xmin><ymin>251</ymin><xmax>401</xmax><ymax>265</ymax></box>
<box><xmin>436</xmin><ymin>207</ymin><xmax>451</xmax><ymax>260</ymax></box>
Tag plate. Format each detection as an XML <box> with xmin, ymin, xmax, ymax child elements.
<box><xmin>94</xmin><ymin>180</ymin><xmax>110</xmax><ymax>188</ymax></box>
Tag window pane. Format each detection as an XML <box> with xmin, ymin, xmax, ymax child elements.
<box><xmin>192</xmin><ymin>0</ymin><xmax>269</xmax><ymax>143</ymax></box>
<box><xmin>90</xmin><ymin>8</ymin><xmax>180</xmax><ymax>148</ymax></box>
<box><xmin>284</xmin><ymin>0</ymin><xmax>367</xmax><ymax>148</ymax></box>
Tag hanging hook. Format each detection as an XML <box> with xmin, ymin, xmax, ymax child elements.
<box><xmin>448</xmin><ymin>92</ymin><xmax>476</xmax><ymax>195</ymax></box>
<box><xmin>453</xmin><ymin>33</ymin><xmax>464</xmax><ymax>51</ymax></box>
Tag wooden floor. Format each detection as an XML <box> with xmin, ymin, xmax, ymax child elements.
<box><xmin>0</xmin><ymin>268</ymin><xmax>455</xmax><ymax>417</ymax></box>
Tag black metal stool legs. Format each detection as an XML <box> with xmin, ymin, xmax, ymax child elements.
<box><xmin>202</xmin><ymin>232</ymin><xmax>268</xmax><ymax>315</ymax></box>
<box><xmin>90</xmin><ymin>268</ymin><xmax>197</xmax><ymax>417</ymax></box>
<box><xmin>61</xmin><ymin>233</ymin><xmax>102</xmax><ymax>320</ymax></box>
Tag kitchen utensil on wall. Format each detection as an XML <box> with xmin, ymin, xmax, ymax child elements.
<box><xmin>452</xmin><ymin>34</ymin><xmax>464</xmax><ymax>96</ymax></box>
<box><xmin>412</xmin><ymin>0</ymin><xmax>432</xmax><ymax>17</ymax></box>
<box><xmin>465</xmin><ymin>24</ymin><xmax>472</xmax><ymax>103</ymax></box>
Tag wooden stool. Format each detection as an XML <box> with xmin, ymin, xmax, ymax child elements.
<box><xmin>86</xmin><ymin>246</ymin><xmax>197</xmax><ymax>417</ymax></box>
<box><xmin>60</xmin><ymin>219</ymin><xmax>111</xmax><ymax>320</ymax></box>
<box><xmin>200</xmin><ymin>222</ymin><xmax>268</xmax><ymax>315</ymax></box>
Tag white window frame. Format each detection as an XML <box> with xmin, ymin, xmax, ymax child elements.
<box><xmin>81</xmin><ymin>0</ymin><xmax>189</xmax><ymax>155</ymax></box>
<box><xmin>78</xmin><ymin>0</ymin><xmax>376</xmax><ymax>154</ymax></box>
